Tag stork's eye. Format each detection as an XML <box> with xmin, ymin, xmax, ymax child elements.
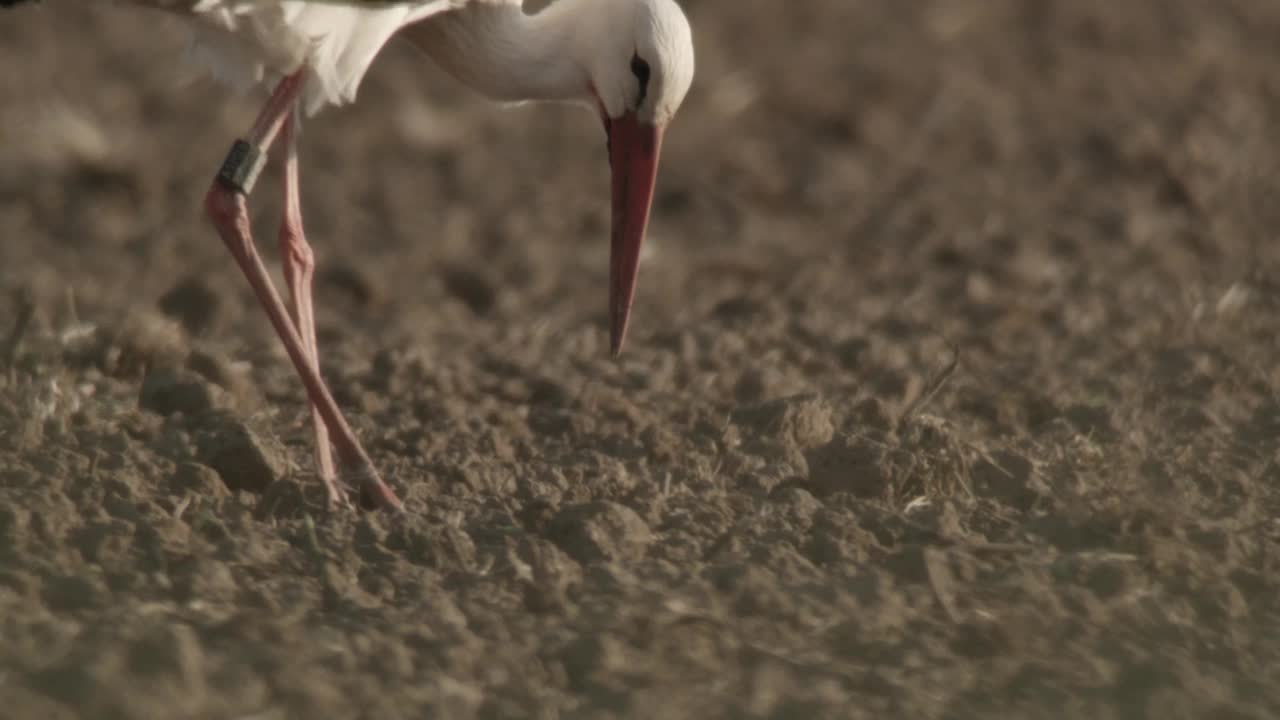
<box><xmin>631</xmin><ymin>54</ymin><xmax>651</xmax><ymax>105</ymax></box>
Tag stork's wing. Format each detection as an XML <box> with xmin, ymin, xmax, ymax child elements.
<box><xmin>179</xmin><ymin>0</ymin><xmax>470</xmax><ymax>113</ymax></box>
<box><xmin>2</xmin><ymin>0</ymin><xmax>481</xmax><ymax>112</ymax></box>
<box><xmin>0</xmin><ymin>0</ymin><xmax>466</xmax><ymax>11</ymax></box>
<box><xmin>141</xmin><ymin>0</ymin><xmax>459</xmax><ymax>11</ymax></box>
<box><xmin>0</xmin><ymin>0</ymin><xmax>486</xmax><ymax>13</ymax></box>
<box><xmin>187</xmin><ymin>0</ymin><xmax>471</xmax><ymax>24</ymax></box>
<box><xmin>149</xmin><ymin>0</ymin><xmax>438</xmax><ymax>8</ymax></box>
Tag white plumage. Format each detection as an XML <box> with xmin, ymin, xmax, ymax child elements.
<box><xmin>182</xmin><ymin>0</ymin><xmax>465</xmax><ymax>113</ymax></box>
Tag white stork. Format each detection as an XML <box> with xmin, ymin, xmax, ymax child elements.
<box><xmin>10</xmin><ymin>0</ymin><xmax>695</xmax><ymax>511</ymax></box>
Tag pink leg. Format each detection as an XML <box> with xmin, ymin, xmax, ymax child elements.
<box><xmin>278</xmin><ymin>112</ymin><xmax>342</xmax><ymax>506</ymax></box>
<box><xmin>204</xmin><ymin>71</ymin><xmax>401</xmax><ymax>511</ymax></box>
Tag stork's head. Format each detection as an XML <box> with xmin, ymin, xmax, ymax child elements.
<box><xmin>583</xmin><ymin>0</ymin><xmax>694</xmax><ymax>355</ymax></box>
<box><xmin>587</xmin><ymin>0</ymin><xmax>695</xmax><ymax>126</ymax></box>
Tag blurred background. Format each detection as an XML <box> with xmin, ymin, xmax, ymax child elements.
<box><xmin>2</xmin><ymin>1</ymin><xmax>1279</xmax><ymax>350</ymax></box>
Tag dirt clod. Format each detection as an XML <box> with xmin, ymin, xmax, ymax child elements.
<box><xmin>734</xmin><ymin>394</ymin><xmax>835</xmax><ymax>451</ymax></box>
<box><xmin>170</xmin><ymin>556</ymin><xmax>237</xmax><ymax>604</ymax></box>
<box><xmin>805</xmin><ymin>434</ymin><xmax>891</xmax><ymax>498</ymax></box>
<box><xmin>169</xmin><ymin>462</ymin><xmax>229</xmax><ymax>498</ymax></box>
<box><xmin>442</xmin><ymin>265</ymin><xmax>497</xmax><ymax>315</ymax></box>
<box><xmin>158</xmin><ymin>276</ymin><xmax>223</xmax><ymax>336</ymax></box>
<box><xmin>185</xmin><ymin>349</ymin><xmax>258</xmax><ymax>408</ymax></box>
<box><xmin>513</xmin><ymin>535</ymin><xmax>582</xmax><ymax>611</ymax></box>
<box><xmin>125</xmin><ymin>623</ymin><xmax>205</xmax><ymax>696</ymax></box>
<box><xmin>322</xmin><ymin>561</ymin><xmax>381</xmax><ymax>610</ymax></box>
<box><xmin>74</xmin><ymin>313</ymin><xmax>187</xmax><ymax>377</ymax></box>
<box><xmin>43</xmin><ymin>573</ymin><xmax>105</xmax><ymax>613</ymax></box>
<box><xmin>194</xmin><ymin>412</ymin><xmax>287</xmax><ymax>493</ymax></box>
<box><xmin>973</xmin><ymin>450</ymin><xmax>1041</xmax><ymax>511</ymax></box>
<box><xmin>548</xmin><ymin>501</ymin><xmax>653</xmax><ymax>565</ymax></box>
<box><xmin>139</xmin><ymin>367</ymin><xmax>231</xmax><ymax>417</ymax></box>
<box><xmin>560</xmin><ymin>633</ymin><xmax>630</xmax><ymax>691</ymax></box>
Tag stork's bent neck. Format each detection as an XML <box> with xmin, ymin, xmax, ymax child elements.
<box><xmin>405</xmin><ymin>2</ymin><xmax>592</xmax><ymax>105</ymax></box>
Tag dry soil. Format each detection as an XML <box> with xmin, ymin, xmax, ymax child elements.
<box><xmin>2</xmin><ymin>1</ymin><xmax>1280</xmax><ymax>718</ymax></box>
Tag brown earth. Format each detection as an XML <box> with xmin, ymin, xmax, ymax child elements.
<box><xmin>3</xmin><ymin>0</ymin><xmax>1280</xmax><ymax>718</ymax></box>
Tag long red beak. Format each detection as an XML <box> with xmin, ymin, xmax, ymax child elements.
<box><xmin>606</xmin><ymin>112</ymin><xmax>664</xmax><ymax>356</ymax></box>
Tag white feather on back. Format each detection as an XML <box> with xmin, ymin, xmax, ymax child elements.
<box><xmin>184</xmin><ymin>0</ymin><xmax>465</xmax><ymax>114</ymax></box>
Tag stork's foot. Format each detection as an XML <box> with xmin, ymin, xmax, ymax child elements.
<box><xmin>316</xmin><ymin>440</ymin><xmax>349</xmax><ymax>510</ymax></box>
<box><xmin>337</xmin><ymin>451</ymin><xmax>402</xmax><ymax>512</ymax></box>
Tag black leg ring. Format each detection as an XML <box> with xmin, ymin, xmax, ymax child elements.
<box><xmin>216</xmin><ymin>139</ymin><xmax>267</xmax><ymax>195</ymax></box>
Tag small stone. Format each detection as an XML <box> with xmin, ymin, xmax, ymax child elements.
<box><xmin>195</xmin><ymin>411</ymin><xmax>287</xmax><ymax>493</ymax></box>
<box><xmin>548</xmin><ymin>501</ymin><xmax>652</xmax><ymax>565</ymax></box>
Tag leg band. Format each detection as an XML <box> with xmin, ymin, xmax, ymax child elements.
<box><xmin>216</xmin><ymin>139</ymin><xmax>268</xmax><ymax>195</ymax></box>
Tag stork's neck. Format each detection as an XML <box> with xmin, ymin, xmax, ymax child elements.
<box><xmin>406</xmin><ymin>1</ymin><xmax>594</xmax><ymax>105</ymax></box>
